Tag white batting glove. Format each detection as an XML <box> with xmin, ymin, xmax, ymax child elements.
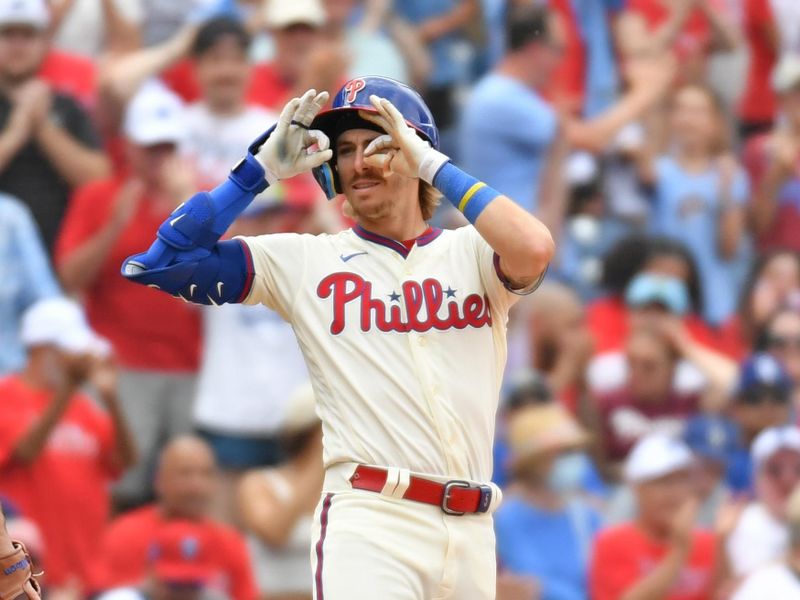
<box><xmin>256</xmin><ymin>89</ymin><xmax>333</xmax><ymax>184</ymax></box>
<box><xmin>361</xmin><ymin>95</ymin><xmax>449</xmax><ymax>184</ymax></box>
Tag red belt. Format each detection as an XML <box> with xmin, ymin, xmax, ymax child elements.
<box><xmin>349</xmin><ymin>465</ymin><xmax>493</xmax><ymax>516</ymax></box>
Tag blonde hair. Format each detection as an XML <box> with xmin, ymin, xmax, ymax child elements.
<box><xmin>342</xmin><ymin>181</ymin><xmax>442</xmax><ymax>222</ymax></box>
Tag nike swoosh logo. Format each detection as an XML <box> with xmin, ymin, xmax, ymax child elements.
<box><xmin>340</xmin><ymin>251</ymin><xmax>368</xmax><ymax>263</ymax></box>
<box><xmin>217</xmin><ymin>282</ymin><xmax>224</xmax><ymax>297</ymax></box>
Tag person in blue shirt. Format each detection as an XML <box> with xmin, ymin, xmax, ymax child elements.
<box><xmin>0</xmin><ymin>193</ymin><xmax>60</xmax><ymax>375</ymax></box>
<box><xmin>393</xmin><ymin>0</ymin><xmax>480</xmax><ymax>133</ymax></box>
<box><xmin>460</xmin><ymin>4</ymin><xmax>672</xmax><ymax>215</ymax></box>
<box><xmin>637</xmin><ymin>84</ymin><xmax>753</xmax><ymax>326</ymax></box>
<box><xmin>495</xmin><ymin>402</ymin><xmax>603</xmax><ymax>600</ymax></box>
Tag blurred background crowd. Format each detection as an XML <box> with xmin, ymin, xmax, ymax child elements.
<box><xmin>3</xmin><ymin>0</ymin><xmax>800</xmax><ymax>598</ymax></box>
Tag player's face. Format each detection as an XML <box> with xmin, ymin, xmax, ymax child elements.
<box><xmin>336</xmin><ymin>128</ymin><xmax>419</xmax><ymax>223</ymax></box>
<box><xmin>0</xmin><ymin>25</ymin><xmax>47</xmax><ymax>83</ymax></box>
<box><xmin>195</xmin><ymin>36</ymin><xmax>250</xmax><ymax>112</ymax></box>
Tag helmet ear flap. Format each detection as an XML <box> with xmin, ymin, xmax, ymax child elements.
<box><xmin>312</xmin><ymin>161</ymin><xmax>341</xmax><ymax>200</ymax></box>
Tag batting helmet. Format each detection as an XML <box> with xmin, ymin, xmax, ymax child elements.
<box><xmin>310</xmin><ymin>76</ymin><xmax>439</xmax><ymax>199</ymax></box>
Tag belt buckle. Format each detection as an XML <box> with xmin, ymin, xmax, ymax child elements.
<box><xmin>441</xmin><ymin>480</ymin><xmax>472</xmax><ymax>516</ymax></box>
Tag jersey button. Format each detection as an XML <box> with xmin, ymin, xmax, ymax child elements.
<box><xmin>418</xmin><ymin>336</ymin><xmax>427</xmax><ymax>346</ymax></box>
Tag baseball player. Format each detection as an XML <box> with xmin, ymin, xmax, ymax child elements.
<box><xmin>122</xmin><ymin>76</ymin><xmax>554</xmax><ymax>599</ymax></box>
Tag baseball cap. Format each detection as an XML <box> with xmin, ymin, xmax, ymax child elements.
<box><xmin>683</xmin><ymin>415</ymin><xmax>740</xmax><ymax>465</ymax></box>
<box><xmin>508</xmin><ymin>403</ymin><xmax>589</xmax><ymax>471</ymax></box>
<box><xmin>625</xmin><ymin>273</ymin><xmax>690</xmax><ymax>315</ymax></box>
<box><xmin>264</xmin><ymin>0</ymin><xmax>325</xmax><ymax>29</ymax></box>
<box><xmin>624</xmin><ymin>432</ymin><xmax>694</xmax><ymax>483</ymax></box>
<box><xmin>20</xmin><ymin>297</ymin><xmax>109</xmax><ymax>356</ymax></box>
<box><xmin>736</xmin><ymin>352</ymin><xmax>793</xmax><ymax>401</ymax></box>
<box><xmin>751</xmin><ymin>425</ymin><xmax>800</xmax><ymax>469</ymax></box>
<box><xmin>148</xmin><ymin>521</ymin><xmax>215</xmax><ymax>586</ymax></box>
<box><xmin>281</xmin><ymin>382</ymin><xmax>319</xmax><ymax>434</ymax></box>
<box><xmin>773</xmin><ymin>55</ymin><xmax>800</xmax><ymax>94</ymax></box>
<box><xmin>123</xmin><ymin>80</ymin><xmax>186</xmax><ymax>147</ymax></box>
<box><xmin>0</xmin><ymin>0</ymin><xmax>49</xmax><ymax>30</ymax></box>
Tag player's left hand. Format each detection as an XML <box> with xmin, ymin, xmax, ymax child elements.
<box><xmin>360</xmin><ymin>95</ymin><xmax>448</xmax><ymax>184</ymax></box>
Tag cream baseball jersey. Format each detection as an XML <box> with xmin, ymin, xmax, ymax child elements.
<box><xmin>239</xmin><ymin>224</ymin><xmax>521</xmax><ymax>482</ymax></box>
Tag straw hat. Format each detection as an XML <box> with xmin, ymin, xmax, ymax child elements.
<box><xmin>507</xmin><ymin>403</ymin><xmax>589</xmax><ymax>472</ymax></box>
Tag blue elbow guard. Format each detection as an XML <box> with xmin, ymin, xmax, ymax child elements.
<box><xmin>122</xmin><ymin>240</ymin><xmax>254</xmax><ymax>305</ymax></box>
<box><xmin>121</xmin><ymin>125</ymin><xmax>275</xmax><ymax>290</ymax></box>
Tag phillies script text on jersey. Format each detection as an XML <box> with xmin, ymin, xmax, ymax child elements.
<box><xmin>317</xmin><ymin>272</ymin><xmax>493</xmax><ymax>334</ymax></box>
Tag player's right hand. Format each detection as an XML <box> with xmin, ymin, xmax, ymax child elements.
<box><xmin>255</xmin><ymin>89</ymin><xmax>333</xmax><ymax>183</ymax></box>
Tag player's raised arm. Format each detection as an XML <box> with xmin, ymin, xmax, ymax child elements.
<box><xmin>361</xmin><ymin>95</ymin><xmax>554</xmax><ymax>290</ymax></box>
<box><xmin>119</xmin><ymin>89</ymin><xmax>332</xmax><ymax>305</ymax></box>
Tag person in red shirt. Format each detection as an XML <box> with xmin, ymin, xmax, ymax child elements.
<box><xmin>587</xmin><ymin>237</ymin><xmax>720</xmax><ymax>356</ymax></box>
<box><xmin>158</xmin><ymin>1</ymin><xmax>330</xmax><ymax>112</ymax></box>
<box><xmin>590</xmin><ymin>433</ymin><xmax>719</xmax><ymax>600</ymax></box>
<box><xmin>97</xmin><ymin>519</ymin><xmax>232</xmax><ymax>600</ymax></box>
<box><xmin>738</xmin><ymin>0</ymin><xmax>778</xmax><ymax>139</ymax></box>
<box><xmin>37</xmin><ymin>50</ymin><xmax>96</xmax><ymax>112</ymax></box>
<box><xmin>55</xmin><ymin>81</ymin><xmax>201</xmax><ymax>510</ymax></box>
<box><xmin>747</xmin><ymin>55</ymin><xmax>800</xmax><ymax>253</ymax></box>
<box><xmin>96</xmin><ymin>520</ymin><xmax>217</xmax><ymax>600</ymax></box>
<box><xmin>0</xmin><ymin>297</ymin><xmax>135</xmax><ymax>594</ymax></box>
<box><xmin>617</xmin><ymin>0</ymin><xmax>739</xmax><ymax>84</ymax></box>
<box><xmin>96</xmin><ymin>436</ymin><xmax>256</xmax><ymax>600</ymax></box>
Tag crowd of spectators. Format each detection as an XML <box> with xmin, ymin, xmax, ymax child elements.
<box><xmin>4</xmin><ymin>0</ymin><xmax>800</xmax><ymax>598</ymax></box>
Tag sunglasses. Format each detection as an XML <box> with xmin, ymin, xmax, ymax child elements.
<box><xmin>768</xmin><ymin>335</ymin><xmax>800</xmax><ymax>351</ymax></box>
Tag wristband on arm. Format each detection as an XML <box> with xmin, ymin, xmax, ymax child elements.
<box><xmin>419</xmin><ymin>150</ymin><xmax>501</xmax><ymax>224</ymax></box>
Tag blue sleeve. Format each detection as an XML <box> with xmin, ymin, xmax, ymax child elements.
<box><xmin>9</xmin><ymin>199</ymin><xmax>61</xmax><ymax>310</ymax></box>
<box><xmin>489</xmin><ymin>94</ymin><xmax>558</xmax><ymax>149</ymax></box>
<box><xmin>493</xmin><ymin>506</ymin><xmax>520</xmax><ymax>570</ymax></box>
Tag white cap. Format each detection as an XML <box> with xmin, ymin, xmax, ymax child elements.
<box><xmin>624</xmin><ymin>432</ymin><xmax>694</xmax><ymax>484</ymax></box>
<box><xmin>123</xmin><ymin>80</ymin><xmax>186</xmax><ymax>146</ymax></box>
<box><xmin>752</xmin><ymin>425</ymin><xmax>800</xmax><ymax>469</ymax></box>
<box><xmin>773</xmin><ymin>55</ymin><xmax>800</xmax><ymax>94</ymax></box>
<box><xmin>20</xmin><ymin>297</ymin><xmax>110</xmax><ymax>356</ymax></box>
<box><xmin>0</xmin><ymin>0</ymin><xmax>49</xmax><ymax>29</ymax></box>
<box><xmin>282</xmin><ymin>383</ymin><xmax>319</xmax><ymax>434</ymax></box>
<box><xmin>264</xmin><ymin>0</ymin><xmax>325</xmax><ymax>29</ymax></box>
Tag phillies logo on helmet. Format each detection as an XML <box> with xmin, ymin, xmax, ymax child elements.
<box><xmin>343</xmin><ymin>79</ymin><xmax>366</xmax><ymax>104</ymax></box>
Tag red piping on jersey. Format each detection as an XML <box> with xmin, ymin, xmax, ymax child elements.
<box><xmin>236</xmin><ymin>239</ymin><xmax>256</xmax><ymax>303</ymax></box>
<box><xmin>314</xmin><ymin>493</ymin><xmax>333</xmax><ymax>600</ymax></box>
<box><xmin>353</xmin><ymin>224</ymin><xmax>443</xmax><ymax>258</ymax></box>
